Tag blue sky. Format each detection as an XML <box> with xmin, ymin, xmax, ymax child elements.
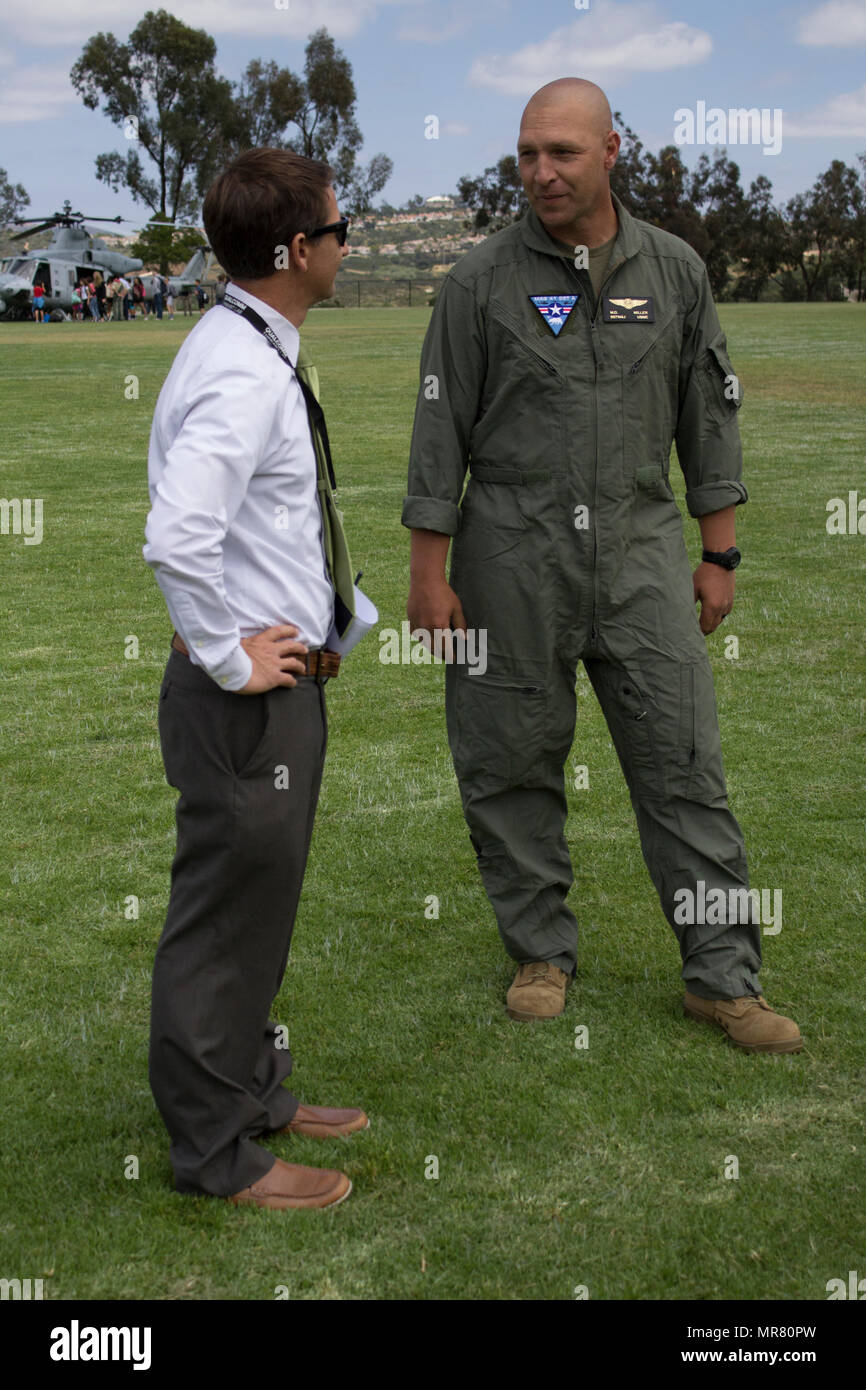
<box><xmin>1</xmin><ymin>0</ymin><xmax>864</xmax><ymax>230</ymax></box>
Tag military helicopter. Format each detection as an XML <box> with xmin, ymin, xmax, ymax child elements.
<box><xmin>0</xmin><ymin>203</ymin><xmax>217</xmax><ymax>319</ymax></box>
<box><xmin>0</xmin><ymin>201</ymin><xmax>145</xmax><ymax>319</ymax></box>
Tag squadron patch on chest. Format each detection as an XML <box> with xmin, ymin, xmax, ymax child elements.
<box><xmin>603</xmin><ymin>296</ymin><xmax>655</xmax><ymax>322</ymax></box>
<box><xmin>529</xmin><ymin>294</ymin><xmax>579</xmax><ymax>336</ymax></box>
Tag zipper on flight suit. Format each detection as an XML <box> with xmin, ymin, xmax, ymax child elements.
<box><xmin>627</xmin><ymin>307</ymin><xmax>679</xmax><ymax>374</ymax></box>
<box><xmin>586</xmin><ymin>255</ymin><xmax>628</xmax><ymax>649</ymax></box>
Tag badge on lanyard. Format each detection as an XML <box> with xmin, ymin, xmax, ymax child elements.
<box><xmin>529</xmin><ymin>294</ymin><xmax>579</xmax><ymax>337</ymax></box>
<box><xmin>602</xmin><ymin>296</ymin><xmax>655</xmax><ymax>323</ymax></box>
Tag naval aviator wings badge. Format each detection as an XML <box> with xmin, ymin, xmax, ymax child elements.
<box><xmin>529</xmin><ymin>294</ymin><xmax>579</xmax><ymax>336</ymax></box>
<box><xmin>603</xmin><ymin>296</ymin><xmax>655</xmax><ymax>322</ymax></box>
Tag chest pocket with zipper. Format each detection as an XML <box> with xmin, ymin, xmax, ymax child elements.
<box><xmin>471</xmin><ymin>300</ymin><xmax>565</xmax><ymax>468</ymax></box>
<box><xmin>615</xmin><ymin>301</ymin><xmax>683</xmax><ymax>477</ymax></box>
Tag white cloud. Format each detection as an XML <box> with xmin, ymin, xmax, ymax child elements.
<box><xmin>784</xmin><ymin>82</ymin><xmax>866</xmax><ymax>138</ymax></box>
<box><xmin>398</xmin><ymin>0</ymin><xmax>470</xmax><ymax>43</ymax></box>
<box><xmin>2</xmin><ymin>0</ymin><xmax>414</xmax><ymax>45</ymax></box>
<box><xmin>468</xmin><ymin>1</ymin><xmax>712</xmax><ymax>96</ymax></box>
<box><xmin>796</xmin><ymin>1</ymin><xmax>866</xmax><ymax>47</ymax></box>
<box><xmin>0</xmin><ymin>65</ymin><xmax>79</xmax><ymax>123</ymax></box>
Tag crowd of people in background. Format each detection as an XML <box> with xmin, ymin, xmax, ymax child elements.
<box><xmin>31</xmin><ymin>272</ymin><xmax>229</xmax><ymax>322</ymax></box>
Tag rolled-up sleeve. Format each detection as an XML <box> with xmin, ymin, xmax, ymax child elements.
<box><xmin>402</xmin><ymin>274</ymin><xmax>486</xmax><ymax>537</ymax></box>
<box><xmin>675</xmin><ymin>266</ymin><xmax>748</xmax><ymax>518</ymax></box>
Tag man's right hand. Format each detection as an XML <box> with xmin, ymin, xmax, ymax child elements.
<box><xmin>407</xmin><ymin>529</ymin><xmax>467</xmax><ymax>641</ymax></box>
<box><xmin>406</xmin><ymin>578</ymin><xmax>467</xmax><ymax>640</ymax></box>
<box><xmin>239</xmin><ymin>624</ymin><xmax>308</xmax><ymax>693</ymax></box>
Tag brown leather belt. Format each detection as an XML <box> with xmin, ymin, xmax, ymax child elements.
<box><xmin>171</xmin><ymin>631</ymin><xmax>341</xmax><ymax>680</ymax></box>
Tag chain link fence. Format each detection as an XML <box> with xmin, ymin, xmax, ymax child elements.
<box><xmin>320</xmin><ymin>277</ymin><xmax>448</xmax><ymax>308</ymax></box>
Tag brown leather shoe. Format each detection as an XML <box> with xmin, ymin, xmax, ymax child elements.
<box><xmin>278</xmin><ymin>1104</ymin><xmax>370</xmax><ymax>1138</ymax></box>
<box><xmin>684</xmin><ymin>991</ymin><xmax>803</xmax><ymax>1054</ymax></box>
<box><xmin>228</xmin><ymin>1156</ymin><xmax>351</xmax><ymax>1210</ymax></box>
<box><xmin>506</xmin><ymin>961</ymin><xmax>569</xmax><ymax>1021</ymax></box>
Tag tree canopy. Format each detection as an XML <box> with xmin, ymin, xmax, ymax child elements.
<box><xmin>71</xmin><ymin>11</ymin><xmax>392</xmax><ymax>236</ymax></box>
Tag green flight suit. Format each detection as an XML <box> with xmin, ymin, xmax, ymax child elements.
<box><xmin>402</xmin><ymin>191</ymin><xmax>762</xmax><ymax>1001</ymax></box>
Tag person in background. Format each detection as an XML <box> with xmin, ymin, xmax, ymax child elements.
<box><xmin>152</xmin><ymin>271</ymin><xmax>165</xmax><ymax>320</ymax></box>
<box><xmin>133</xmin><ymin>276</ymin><xmax>146</xmax><ymax>318</ymax></box>
<box><xmin>195</xmin><ymin>279</ymin><xmax>208</xmax><ymax>314</ymax></box>
<box><xmin>94</xmin><ymin>271</ymin><xmax>107</xmax><ymax>322</ymax></box>
<box><xmin>70</xmin><ymin>283</ymin><xmax>82</xmax><ymax>321</ymax></box>
<box><xmin>118</xmin><ymin>275</ymin><xmax>131</xmax><ymax>320</ymax></box>
<box><xmin>104</xmin><ymin>277</ymin><xmax>114</xmax><ymax>321</ymax></box>
<box><xmin>165</xmin><ymin>280</ymin><xmax>175</xmax><ymax>319</ymax></box>
<box><xmin>215</xmin><ymin>273</ymin><xmax>227</xmax><ymax>305</ymax></box>
<box><xmin>32</xmin><ymin>279</ymin><xmax>46</xmax><ymax>322</ymax></box>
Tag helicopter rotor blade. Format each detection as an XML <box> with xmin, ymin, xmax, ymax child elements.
<box><xmin>9</xmin><ymin>222</ymin><xmax>59</xmax><ymax>239</ymax></box>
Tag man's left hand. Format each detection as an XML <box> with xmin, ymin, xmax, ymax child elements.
<box><xmin>693</xmin><ymin>563</ymin><xmax>735</xmax><ymax>635</ymax></box>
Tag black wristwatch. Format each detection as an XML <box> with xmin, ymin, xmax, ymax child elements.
<box><xmin>702</xmin><ymin>547</ymin><xmax>741</xmax><ymax>570</ymax></box>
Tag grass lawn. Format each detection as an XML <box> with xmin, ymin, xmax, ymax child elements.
<box><xmin>0</xmin><ymin>304</ymin><xmax>863</xmax><ymax>1301</ymax></box>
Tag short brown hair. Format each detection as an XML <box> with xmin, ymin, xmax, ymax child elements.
<box><xmin>203</xmin><ymin>148</ymin><xmax>333</xmax><ymax>281</ymax></box>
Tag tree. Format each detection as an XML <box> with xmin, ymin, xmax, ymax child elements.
<box><xmin>782</xmin><ymin>162</ymin><xmax>858</xmax><ymax>301</ymax></box>
<box><xmin>0</xmin><ymin>168</ymin><xmax>29</xmax><ymax>227</ymax></box>
<box><xmin>129</xmin><ymin>215</ymin><xmax>206</xmax><ymax>275</ymax></box>
<box><xmin>208</xmin><ymin>30</ymin><xmax>392</xmax><ymax>218</ymax></box>
<box><xmin>276</xmin><ymin>29</ymin><xmax>391</xmax><ymax>215</ymax></box>
<box><xmin>735</xmin><ymin>176</ymin><xmax>786</xmax><ymax>301</ymax></box>
<box><xmin>849</xmin><ymin>153</ymin><xmax>866</xmax><ymax>300</ymax></box>
<box><xmin>229</xmin><ymin>58</ymin><xmax>304</xmax><ymax>153</ymax></box>
<box><xmin>70</xmin><ymin>8</ymin><xmax>235</xmax><ymax>224</ymax></box>
<box><xmin>608</xmin><ymin>112</ymin><xmax>650</xmax><ymax>216</ymax></box>
<box><xmin>73</xmin><ymin>14</ymin><xmax>392</xmax><ymax>244</ymax></box>
<box><xmin>457</xmin><ymin>155</ymin><xmax>527</xmax><ymax>231</ymax></box>
<box><xmin>691</xmin><ymin>150</ymin><xmax>747</xmax><ymax>298</ymax></box>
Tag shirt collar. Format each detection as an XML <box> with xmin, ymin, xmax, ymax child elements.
<box><xmin>221</xmin><ymin>282</ymin><xmax>300</xmax><ymax>364</ymax></box>
<box><xmin>520</xmin><ymin>190</ymin><xmax>641</xmax><ymax>270</ymax></box>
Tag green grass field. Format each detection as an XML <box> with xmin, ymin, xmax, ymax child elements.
<box><xmin>0</xmin><ymin>305</ymin><xmax>864</xmax><ymax>1301</ymax></box>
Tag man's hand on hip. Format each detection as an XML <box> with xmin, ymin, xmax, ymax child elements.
<box><xmin>239</xmin><ymin>624</ymin><xmax>308</xmax><ymax>693</ymax></box>
<box><xmin>693</xmin><ymin>564</ymin><xmax>735</xmax><ymax>635</ymax></box>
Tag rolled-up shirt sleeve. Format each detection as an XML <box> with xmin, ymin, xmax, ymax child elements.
<box><xmin>402</xmin><ymin>274</ymin><xmax>486</xmax><ymax>537</ymax></box>
<box><xmin>675</xmin><ymin>265</ymin><xmax>748</xmax><ymax>519</ymax></box>
<box><xmin>144</xmin><ymin>369</ymin><xmax>277</xmax><ymax>691</ymax></box>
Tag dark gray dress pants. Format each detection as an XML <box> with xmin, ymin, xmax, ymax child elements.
<box><xmin>149</xmin><ymin>648</ymin><xmax>327</xmax><ymax>1196</ymax></box>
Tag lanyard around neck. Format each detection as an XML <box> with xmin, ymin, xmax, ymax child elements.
<box><xmin>219</xmin><ymin>292</ymin><xmax>337</xmax><ymax>490</ymax></box>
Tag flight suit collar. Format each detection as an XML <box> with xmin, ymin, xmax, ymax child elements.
<box><xmin>520</xmin><ymin>190</ymin><xmax>641</xmax><ymax>271</ymax></box>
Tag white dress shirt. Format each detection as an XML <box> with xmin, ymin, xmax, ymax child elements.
<box><xmin>143</xmin><ymin>284</ymin><xmax>333</xmax><ymax>691</ymax></box>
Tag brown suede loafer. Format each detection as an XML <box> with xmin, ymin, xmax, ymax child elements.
<box><xmin>278</xmin><ymin>1104</ymin><xmax>370</xmax><ymax>1138</ymax></box>
<box><xmin>506</xmin><ymin>961</ymin><xmax>569</xmax><ymax>1021</ymax></box>
<box><xmin>684</xmin><ymin>991</ymin><xmax>803</xmax><ymax>1054</ymax></box>
<box><xmin>228</xmin><ymin>1156</ymin><xmax>351</xmax><ymax>1210</ymax></box>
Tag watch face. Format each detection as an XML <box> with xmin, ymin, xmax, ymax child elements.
<box><xmin>728</xmin><ymin>548</ymin><xmax>741</xmax><ymax>569</ymax></box>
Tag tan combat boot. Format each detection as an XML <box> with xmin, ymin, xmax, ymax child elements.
<box><xmin>506</xmin><ymin>961</ymin><xmax>569</xmax><ymax>1021</ymax></box>
<box><xmin>684</xmin><ymin>992</ymin><xmax>802</xmax><ymax>1054</ymax></box>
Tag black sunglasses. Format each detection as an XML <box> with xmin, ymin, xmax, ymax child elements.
<box><xmin>309</xmin><ymin>216</ymin><xmax>349</xmax><ymax>246</ymax></box>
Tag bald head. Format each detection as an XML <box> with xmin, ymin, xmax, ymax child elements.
<box><xmin>521</xmin><ymin>78</ymin><xmax>613</xmax><ymax>140</ymax></box>
<box><xmin>516</xmin><ymin>77</ymin><xmax>620</xmax><ymax>247</ymax></box>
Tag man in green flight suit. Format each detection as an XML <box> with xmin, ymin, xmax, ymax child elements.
<box><xmin>403</xmin><ymin>77</ymin><xmax>802</xmax><ymax>1054</ymax></box>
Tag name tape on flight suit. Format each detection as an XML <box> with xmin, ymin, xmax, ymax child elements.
<box><xmin>602</xmin><ymin>296</ymin><xmax>655</xmax><ymax>323</ymax></box>
<box><xmin>529</xmin><ymin>294</ymin><xmax>579</xmax><ymax>336</ymax></box>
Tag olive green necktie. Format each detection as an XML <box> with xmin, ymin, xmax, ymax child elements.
<box><xmin>295</xmin><ymin>344</ymin><xmax>356</xmax><ymax>640</ymax></box>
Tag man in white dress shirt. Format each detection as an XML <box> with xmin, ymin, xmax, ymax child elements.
<box><xmin>144</xmin><ymin>148</ymin><xmax>367</xmax><ymax>1211</ymax></box>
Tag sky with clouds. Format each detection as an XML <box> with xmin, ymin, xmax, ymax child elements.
<box><xmin>1</xmin><ymin>0</ymin><xmax>864</xmax><ymax>230</ymax></box>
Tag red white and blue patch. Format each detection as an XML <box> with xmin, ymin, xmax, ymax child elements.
<box><xmin>529</xmin><ymin>294</ymin><xmax>579</xmax><ymax>336</ymax></box>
